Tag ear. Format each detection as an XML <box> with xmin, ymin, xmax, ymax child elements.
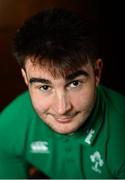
<box><xmin>94</xmin><ymin>58</ymin><xmax>103</xmax><ymax>86</ymax></box>
<box><xmin>21</xmin><ymin>68</ymin><xmax>28</xmax><ymax>86</ymax></box>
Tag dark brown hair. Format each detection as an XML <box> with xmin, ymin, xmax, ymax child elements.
<box><xmin>13</xmin><ymin>8</ymin><xmax>98</xmax><ymax>77</ymax></box>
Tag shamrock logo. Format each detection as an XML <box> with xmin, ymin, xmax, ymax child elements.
<box><xmin>90</xmin><ymin>151</ymin><xmax>104</xmax><ymax>174</ymax></box>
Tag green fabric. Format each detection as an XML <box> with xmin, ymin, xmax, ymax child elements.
<box><xmin>0</xmin><ymin>85</ymin><xmax>125</xmax><ymax>179</ymax></box>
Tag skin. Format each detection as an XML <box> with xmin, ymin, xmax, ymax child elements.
<box><xmin>22</xmin><ymin>58</ymin><xmax>103</xmax><ymax>134</ymax></box>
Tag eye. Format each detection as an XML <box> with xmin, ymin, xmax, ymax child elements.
<box><xmin>39</xmin><ymin>85</ymin><xmax>52</xmax><ymax>92</ymax></box>
<box><xmin>69</xmin><ymin>80</ymin><xmax>81</xmax><ymax>88</ymax></box>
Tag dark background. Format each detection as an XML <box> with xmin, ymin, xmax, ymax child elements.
<box><xmin>0</xmin><ymin>0</ymin><xmax>125</xmax><ymax>111</ymax></box>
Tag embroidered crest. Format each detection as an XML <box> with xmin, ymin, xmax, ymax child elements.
<box><xmin>90</xmin><ymin>151</ymin><xmax>104</xmax><ymax>174</ymax></box>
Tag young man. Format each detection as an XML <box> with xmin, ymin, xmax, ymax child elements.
<box><xmin>0</xmin><ymin>8</ymin><xmax>125</xmax><ymax>179</ymax></box>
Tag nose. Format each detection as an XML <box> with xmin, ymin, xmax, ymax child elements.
<box><xmin>54</xmin><ymin>92</ymin><xmax>72</xmax><ymax>115</ymax></box>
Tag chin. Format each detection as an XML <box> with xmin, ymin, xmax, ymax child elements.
<box><xmin>54</xmin><ymin>129</ymin><xmax>74</xmax><ymax>135</ymax></box>
<box><xmin>52</xmin><ymin>125</ymin><xmax>79</xmax><ymax>135</ymax></box>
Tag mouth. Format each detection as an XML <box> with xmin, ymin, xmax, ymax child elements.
<box><xmin>54</xmin><ymin>117</ymin><xmax>73</xmax><ymax>123</ymax></box>
<box><xmin>51</xmin><ymin>112</ymin><xmax>79</xmax><ymax>123</ymax></box>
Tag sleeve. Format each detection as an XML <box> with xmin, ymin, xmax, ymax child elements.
<box><xmin>0</xmin><ymin>120</ymin><xmax>28</xmax><ymax>178</ymax></box>
<box><xmin>107</xmin><ymin>110</ymin><xmax>125</xmax><ymax>178</ymax></box>
<box><xmin>0</xmin><ymin>92</ymin><xmax>30</xmax><ymax>178</ymax></box>
<box><xmin>0</xmin><ymin>157</ymin><xmax>28</xmax><ymax>179</ymax></box>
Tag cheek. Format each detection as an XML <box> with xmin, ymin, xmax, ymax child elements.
<box><xmin>72</xmin><ymin>87</ymin><xmax>96</xmax><ymax>111</ymax></box>
<box><xmin>32</xmin><ymin>98</ymin><xmax>45</xmax><ymax>112</ymax></box>
<box><xmin>29</xmin><ymin>90</ymin><xmax>49</xmax><ymax>114</ymax></box>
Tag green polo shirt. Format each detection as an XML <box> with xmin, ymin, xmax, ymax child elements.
<box><xmin>0</xmin><ymin>85</ymin><xmax>125</xmax><ymax>179</ymax></box>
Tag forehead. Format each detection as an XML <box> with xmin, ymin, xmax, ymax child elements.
<box><xmin>25</xmin><ymin>58</ymin><xmax>91</xmax><ymax>79</ymax></box>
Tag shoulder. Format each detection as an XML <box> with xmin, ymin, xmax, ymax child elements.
<box><xmin>97</xmin><ymin>85</ymin><xmax>125</xmax><ymax>150</ymax></box>
<box><xmin>0</xmin><ymin>91</ymin><xmax>36</xmax><ymax>155</ymax></box>
<box><xmin>98</xmin><ymin>85</ymin><xmax>125</xmax><ymax>115</ymax></box>
<box><xmin>98</xmin><ymin>85</ymin><xmax>125</xmax><ymax>137</ymax></box>
<box><xmin>98</xmin><ymin>86</ymin><xmax>125</xmax><ymax>178</ymax></box>
<box><xmin>0</xmin><ymin>91</ymin><xmax>34</xmax><ymax>121</ymax></box>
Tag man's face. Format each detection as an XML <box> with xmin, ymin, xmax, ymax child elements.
<box><xmin>22</xmin><ymin>59</ymin><xmax>102</xmax><ymax>134</ymax></box>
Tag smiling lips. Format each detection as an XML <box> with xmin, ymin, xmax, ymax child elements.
<box><xmin>55</xmin><ymin>117</ymin><xmax>73</xmax><ymax>123</ymax></box>
<box><xmin>52</xmin><ymin>112</ymin><xmax>79</xmax><ymax>123</ymax></box>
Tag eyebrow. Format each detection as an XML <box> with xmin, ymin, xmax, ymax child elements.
<box><xmin>29</xmin><ymin>70</ymin><xmax>89</xmax><ymax>85</ymax></box>
<box><xmin>65</xmin><ymin>70</ymin><xmax>89</xmax><ymax>81</ymax></box>
<box><xmin>29</xmin><ymin>78</ymin><xmax>51</xmax><ymax>84</ymax></box>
